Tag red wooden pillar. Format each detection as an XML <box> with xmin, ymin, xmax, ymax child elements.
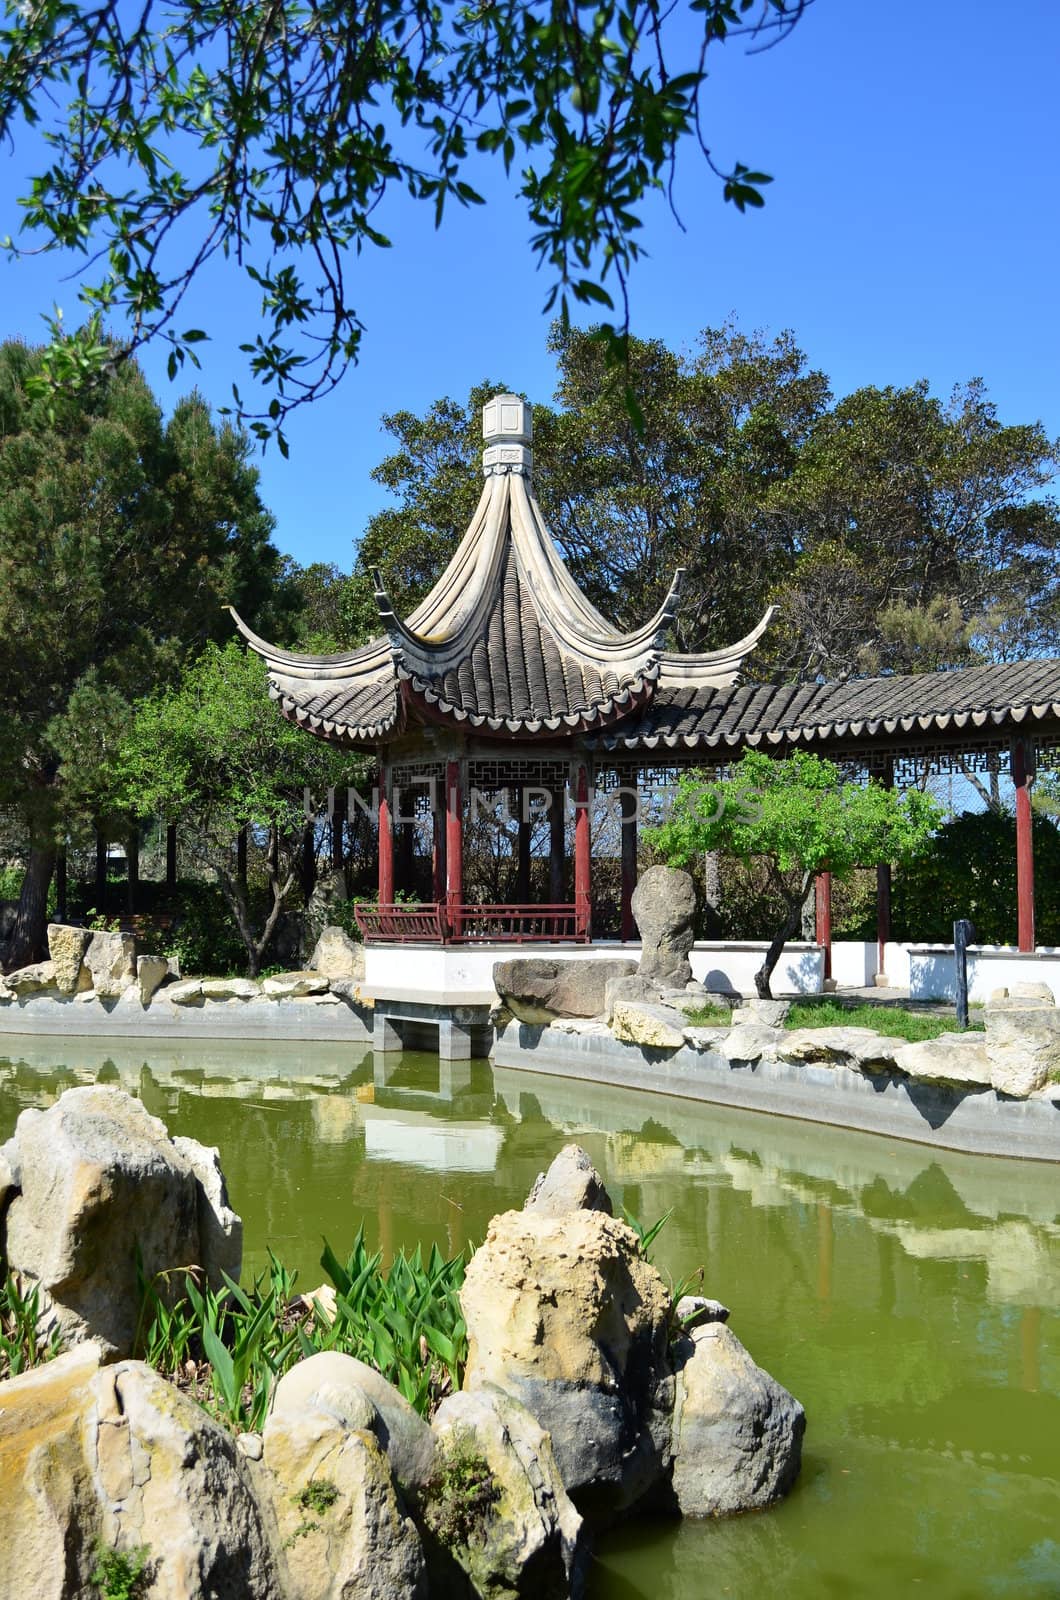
<box><xmin>573</xmin><ymin>763</ymin><xmax>591</xmax><ymax>939</ymax></box>
<box><xmin>620</xmin><ymin>785</ymin><xmax>638</xmax><ymax>942</ymax></box>
<box><xmin>446</xmin><ymin>759</ymin><xmax>463</xmax><ymax>938</ymax></box>
<box><xmin>378</xmin><ymin>764</ymin><xmax>394</xmax><ymax>905</ymax></box>
<box><xmin>815</xmin><ymin>870</ymin><xmax>833</xmax><ymax>982</ymax></box>
<box><xmin>1013</xmin><ymin>738</ymin><xmax>1036</xmax><ymax>953</ymax></box>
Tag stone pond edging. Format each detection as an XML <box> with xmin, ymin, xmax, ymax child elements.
<box><xmin>490</xmin><ymin>1020</ymin><xmax>1060</xmax><ymax>1164</ymax></box>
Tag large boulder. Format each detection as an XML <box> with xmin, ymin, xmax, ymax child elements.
<box><xmin>493</xmin><ymin>959</ymin><xmax>637</xmax><ymax>1024</ymax></box>
<box><xmin>892</xmin><ymin>1033</ymin><xmax>993</xmax><ymax>1091</ymax></box>
<box><xmin>1</xmin><ymin>1087</ymin><xmax>242</xmax><ymax>1353</ymax></box>
<box><xmin>262</xmin><ymin>1405</ymin><xmax>428</xmax><ymax>1600</ymax></box>
<box><xmin>603</xmin><ymin>973</ymin><xmax>667</xmax><ymax>1025</ymax></box>
<box><xmin>271</xmin><ymin>1351</ymin><xmax>437</xmax><ymax>1497</ymax></box>
<box><xmin>172</xmin><ymin>1135</ymin><xmax>244</xmax><ymax>1289</ymax></box>
<box><xmin>46</xmin><ymin>924</ymin><xmax>92</xmax><ymax>994</ymax></box>
<box><xmin>304</xmin><ymin>869</ymin><xmax>349</xmax><ymax>959</ymax></box>
<box><xmin>778</xmin><ymin>1027</ymin><xmax>906</xmax><ymax>1073</ymax></box>
<box><xmin>428</xmin><ymin>1386</ymin><xmax>585</xmax><ymax>1600</ymax></box>
<box><xmin>310</xmin><ymin>925</ymin><xmax>366</xmax><ymax>983</ymax></box>
<box><xmin>84</xmin><ymin>930</ymin><xmax>137</xmax><ymax>999</ymax></box>
<box><xmin>460</xmin><ymin>1159</ymin><xmax>673</xmax><ymax>1515</ymax></box>
<box><xmin>92</xmin><ymin>1361</ymin><xmax>284</xmax><ymax>1598</ymax></box>
<box><xmin>983</xmin><ymin>1000</ymin><xmax>1060</xmax><ymax>1096</ymax></box>
<box><xmin>631</xmin><ymin>867</ymin><xmax>697</xmax><ymax>987</ymax></box>
<box><xmin>670</xmin><ymin>1322</ymin><xmax>805</xmax><ymax>1517</ymax></box>
<box><xmin>136</xmin><ymin>953</ymin><xmax>169</xmax><ymax>1004</ymax></box>
<box><xmin>0</xmin><ymin>1348</ymin><xmax>284</xmax><ymax>1600</ymax></box>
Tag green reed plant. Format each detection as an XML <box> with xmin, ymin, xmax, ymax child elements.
<box><xmin>1</xmin><ymin>1269</ymin><xmax>63</xmax><ymax>1379</ymax></box>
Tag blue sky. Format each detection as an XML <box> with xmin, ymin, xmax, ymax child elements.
<box><xmin>1</xmin><ymin>0</ymin><xmax>1058</xmax><ymax>570</ymax></box>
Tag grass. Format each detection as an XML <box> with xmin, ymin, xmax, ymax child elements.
<box><xmin>682</xmin><ymin>1002</ymin><xmax>733</xmax><ymax>1027</ymax></box>
<box><xmin>784</xmin><ymin>999</ymin><xmax>983</xmax><ymax>1041</ymax></box>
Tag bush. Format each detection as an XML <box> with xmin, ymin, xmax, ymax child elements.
<box><xmin>164</xmin><ymin>881</ymin><xmax>247</xmax><ymax>976</ymax></box>
<box><xmin>892</xmin><ymin>810</ymin><xmax>1060</xmax><ymax>946</ymax></box>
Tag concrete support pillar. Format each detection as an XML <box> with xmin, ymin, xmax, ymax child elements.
<box><xmin>373</xmin><ymin>1009</ymin><xmax>402</xmax><ymax>1053</ymax></box>
<box><xmin>438</xmin><ymin>1018</ymin><xmax>473</xmax><ymax>1062</ymax></box>
<box><xmin>378</xmin><ymin>764</ymin><xmax>394</xmax><ymax>905</ymax></box>
<box><xmin>815</xmin><ymin>870</ymin><xmax>833</xmax><ymax>984</ymax></box>
<box><xmin>549</xmin><ymin>786</ymin><xmax>566</xmax><ymax>903</ymax></box>
<box><xmin>446</xmin><ymin>759</ymin><xmax>463</xmax><ymax>938</ymax></box>
<box><xmin>620</xmin><ymin>783</ymin><xmax>638</xmax><ymax>942</ymax></box>
<box><xmin>1013</xmin><ymin>738</ymin><xmax>1036</xmax><ymax>953</ymax></box>
<box><xmin>573</xmin><ymin>763</ymin><xmax>591</xmax><ymax>939</ymax></box>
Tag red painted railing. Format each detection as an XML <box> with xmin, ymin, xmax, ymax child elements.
<box><xmin>353</xmin><ymin>902</ymin><xmax>587</xmax><ymax>945</ymax></box>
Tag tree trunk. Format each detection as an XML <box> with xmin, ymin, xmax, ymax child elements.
<box><xmin>4</xmin><ymin>844</ymin><xmax>56</xmax><ymax>971</ymax></box>
<box><xmin>755</xmin><ymin>874</ymin><xmax>813</xmax><ymax>999</ymax></box>
<box><xmin>126</xmin><ymin>824</ymin><xmax>139</xmax><ymax>917</ymax></box>
<box><xmin>701</xmin><ymin>850</ymin><xmax>723</xmax><ymax>937</ymax></box>
<box><xmin>55</xmin><ymin>848</ymin><xmax>68</xmax><ymax>925</ymax></box>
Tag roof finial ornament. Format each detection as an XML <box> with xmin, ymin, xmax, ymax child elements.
<box><xmin>482</xmin><ymin>393</ymin><xmax>533</xmax><ymax>481</ymax></box>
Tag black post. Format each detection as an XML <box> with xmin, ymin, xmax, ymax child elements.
<box><xmin>954</xmin><ymin>918</ymin><xmax>976</xmax><ymax>1031</ymax></box>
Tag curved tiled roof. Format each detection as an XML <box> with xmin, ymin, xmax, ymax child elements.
<box><xmin>588</xmin><ymin>658</ymin><xmax>1060</xmax><ymax>755</ymax></box>
<box><xmin>231</xmin><ymin>395</ymin><xmax>770</xmax><ymax>745</ymax></box>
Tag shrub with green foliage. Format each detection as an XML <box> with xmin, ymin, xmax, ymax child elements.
<box><xmin>891</xmin><ymin>810</ymin><xmax>1060</xmax><ymax>947</ymax></box>
<box><xmin>1</xmin><ymin>1270</ymin><xmax>63</xmax><ymax>1380</ymax></box>
<box><xmin>164</xmin><ymin>880</ymin><xmax>256</xmax><ymax>977</ymax></box>
<box><xmin>90</xmin><ymin>1541</ymin><xmax>151</xmax><ymax>1600</ymax></box>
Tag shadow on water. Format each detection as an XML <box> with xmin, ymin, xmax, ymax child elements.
<box><xmin>1</xmin><ymin>1034</ymin><xmax>1058</xmax><ymax>1599</ymax></box>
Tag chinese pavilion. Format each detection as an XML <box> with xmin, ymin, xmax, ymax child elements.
<box><xmin>233</xmin><ymin>394</ymin><xmax>1060</xmax><ymax>964</ymax></box>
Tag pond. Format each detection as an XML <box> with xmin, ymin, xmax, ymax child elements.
<box><xmin>1</xmin><ymin>1032</ymin><xmax>1058</xmax><ymax>1600</ymax></box>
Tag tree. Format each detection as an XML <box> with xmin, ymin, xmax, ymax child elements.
<box><xmin>0</xmin><ymin>1</ymin><xmax>810</xmax><ymax>439</ymax></box>
<box><xmin>113</xmin><ymin>643</ymin><xmax>352</xmax><ymax>975</ymax></box>
<box><xmin>0</xmin><ymin>338</ymin><xmax>279</xmax><ymax>969</ymax></box>
<box><xmin>763</xmin><ymin>380</ymin><xmax>1060</xmax><ymax>680</ymax></box>
<box><xmin>648</xmin><ymin>750</ymin><xmax>941</xmax><ymax>997</ymax></box>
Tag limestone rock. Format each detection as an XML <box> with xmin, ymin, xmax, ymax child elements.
<box><xmin>984</xmin><ymin>1003</ymin><xmax>1060</xmax><ymax>1096</ymax></box>
<box><xmin>272</xmin><ymin>1351</ymin><xmax>437</xmax><ymax>1496</ymax></box>
<box><xmin>610</xmin><ymin>1000</ymin><xmax>686</xmax><ymax>1050</ymax></box>
<box><xmin>172</xmin><ymin>1135</ymin><xmax>244</xmax><ymax>1288</ymax></box>
<box><xmin>164</xmin><ymin>977</ymin><xmax>204</xmax><ymax>1005</ymax></box>
<box><xmin>893</xmin><ymin>1033</ymin><xmax>993</xmax><ymax>1090</ymax></box>
<box><xmin>0</xmin><ymin>1342</ymin><xmax>107</xmax><ymax>1600</ymax></box>
<box><xmin>4</xmin><ymin>960</ymin><xmax>59</xmax><ymax>995</ymax></box>
<box><xmin>84</xmin><ymin>930</ymin><xmax>137</xmax><ymax>999</ymax></box>
<box><xmin>0</xmin><ymin>1349</ymin><xmax>284</xmax><ymax>1600</ymax></box>
<box><xmin>200</xmin><ymin>976</ymin><xmax>261</xmax><ymax>1000</ymax></box>
<box><xmin>136</xmin><ymin>954</ymin><xmax>169</xmax><ymax>1004</ymax></box>
<box><xmin>428</xmin><ymin>1386</ymin><xmax>585</xmax><ymax>1600</ymax></box>
<box><xmin>91</xmin><ymin>1361</ymin><xmax>284</xmax><ymax>1599</ymax></box>
<box><xmin>262</xmin><ymin>1405</ymin><xmax>427</xmax><ymax>1600</ymax></box>
<box><xmin>3</xmin><ymin>1087</ymin><xmax>213</xmax><ymax>1354</ymax></box>
<box><xmin>681</xmin><ymin>1026</ymin><xmax>730</xmax><ymax>1052</ymax></box>
<box><xmin>46</xmin><ymin>924</ymin><xmax>92</xmax><ymax>994</ymax></box>
<box><xmin>310</xmin><ymin>925</ymin><xmax>366</xmax><ymax>982</ymax></box>
<box><xmin>0</xmin><ymin>1148</ymin><xmax>13</xmax><ymax>1209</ymax></box>
<box><xmin>715</xmin><ymin>1026</ymin><xmax>782</xmax><ymax>1065</ymax></box>
<box><xmin>778</xmin><ymin>1027</ymin><xmax>905</xmax><ymax>1073</ymax></box>
<box><xmin>0</xmin><ymin>977</ymin><xmax>12</xmax><ymax>1004</ymax></box>
<box><xmin>264</xmin><ymin>970</ymin><xmax>331</xmax><ymax>998</ymax></box>
<box><xmin>1002</xmin><ymin>980</ymin><xmax>1055</xmax><ymax>1004</ymax></box>
<box><xmin>493</xmin><ymin>958</ymin><xmax>637</xmax><ymax>1024</ymax></box>
<box><xmin>670</xmin><ymin>1322</ymin><xmax>805</xmax><ymax>1517</ymax></box>
<box><xmin>460</xmin><ymin>1206</ymin><xmax>673</xmax><ymax>1512</ymax></box>
<box><xmin>525</xmin><ymin>1145</ymin><xmax>612</xmax><ymax>1218</ymax></box>
<box><xmin>631</xmin><ymin>866</ymin><xmax>697</xmax><ymax>987</ymax></box>
<box><xmin>733</xmin><ymin>998</ymin><xmax>791</xmax><ymax>1028</ymax></box>
<box><xmin>304</xmin><ymin>868</ymin><xmax>349</xmax><ymax>957</ymax></box>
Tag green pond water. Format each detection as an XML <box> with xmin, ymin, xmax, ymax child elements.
<box><xmin>1</xmin><ymin>1032</ymin><xmax>1058</xmax><ymax>1600</ymax></box>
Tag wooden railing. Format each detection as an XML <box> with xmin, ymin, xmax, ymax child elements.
<box><xmin>353</xmin><ymin>902</ymin><xmax>587</xmax><ymax>945</ymax></box>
